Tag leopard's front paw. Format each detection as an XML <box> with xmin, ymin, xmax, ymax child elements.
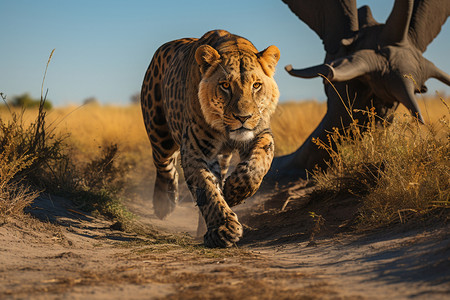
<box><xmin>203</xmin><ymin>218</ymin><xmax>243</xmax><ymax>248</ymax></box>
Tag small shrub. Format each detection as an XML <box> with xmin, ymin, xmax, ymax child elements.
<box><xmin>72</xmin><ymin>144</ymin><xmax>134</xmax><ymax>225</ymax></box>
<box><xmin>0</xmin><ymin>90</ymin><xmax>60</xmax><ymax>217</ymax></box>
<box><xmin>0</xmin><ymin>143</ymin><xmax>39</xmax><ymax>218</ymax></box>
<box><xmin>0</xmin><ymin>96</ymin><xmax>134</xmax><ymax>223</ymax></box>
<box><xmin>0</xmin><ymin>50</ymin><xmax>133</xmax><ymax>224</ymax></box>
<box><xmin>10</xmin><ymin>93</ymin><xmax>53</xmax><ymax>110</ymax></box>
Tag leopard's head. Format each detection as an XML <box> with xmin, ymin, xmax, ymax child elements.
<box><xmin>196</xmin><ymin>39</ymin><xmax>280</xmax><ymax>142</ymax></box>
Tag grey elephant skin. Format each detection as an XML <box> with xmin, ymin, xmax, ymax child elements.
<box><xmin>269</xmin><ymin>0</ymin><xmax>450</xmax><ymax>180</ymax></box>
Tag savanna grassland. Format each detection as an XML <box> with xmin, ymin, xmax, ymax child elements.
<box><xmin>1</xmin><ymin>96</ymin><xmax>448</xmax><ymax>226</ymax></box>
<box><xmin>1</xmin><ymin>95</ymin><xmax>449</xmax><ymax>299</ymax></box>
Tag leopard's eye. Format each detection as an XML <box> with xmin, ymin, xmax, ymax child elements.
<box><xmin>253</xmin><ymin>82</ymin><xmax>262</xmax><ymax>89</ymax></box>
<box><xmin>220</xmin><ymin>82</ymin><xmax>230</xmax><ymax>91</ymax></box>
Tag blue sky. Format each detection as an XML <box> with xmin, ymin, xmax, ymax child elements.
<box><xmin>1</xmin><ymin>0</ymin><xmax>449</xmax><ymax>106</ymax></box>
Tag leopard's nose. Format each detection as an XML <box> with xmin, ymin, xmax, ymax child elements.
<box><xmin>232</xmin><ymin>113</ymin><xmax>252</xmax><ymax>124</ymax></box>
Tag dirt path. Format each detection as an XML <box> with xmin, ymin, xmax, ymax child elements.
<box><xmin>0</xmin><ymin>186</ymin><xmax>449</xmax><ymax>299</ymax></box>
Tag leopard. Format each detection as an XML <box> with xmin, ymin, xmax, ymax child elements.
<box><xmin>141</xmin><ymin>29</ymin><xmax>280</xmax><ymax>248</ymax></box>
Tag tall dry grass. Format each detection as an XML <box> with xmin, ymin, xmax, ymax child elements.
<box><xmin>1</xmin><ymin>94</ymin><xmax>447</xmax><ymax>227</ymax></box>
<box><xmin>0</xmin><ymin>99</ymin><xmax>326</xmax><ymax>221</ymax></box>
<box><xmin>0</xmin><ymin>93</ymin><xmax>62</xmax><ymax>218</ymax></box>
<box><xmin>1</xmin><ymin>97</ymin><xmax>446</xmax><ymax>173</ymax></box>
<box><xmin>0</xmin><ymin>103</ymin><xmax>154</xmax><ymax>191</ymax></box>
<box><xmin>1</xmin><ymin>104</ymin><xmax>150</xmax><ymax>163</ymax></box>
<box><xmin>0</xmin><ymin>103</ymin><xmax>139</xmax><ymax>223</ymax></box>
<box><xmin>271</xmin><ymin>100</ymin><xmax>326</xmax><ymax>155</ymax></box>
<box><xmin>0</xmin><ymin>100</ymin><xmax>327</xmax><ymax>168</ymax></box>
<box><xmin>271</xmin><ymin>96</ymin><xmax>449</xmax><ymax>156</ymax></box>
<box><xmin>311</xmin><ymin>97</ymin><xmax>449</xmax><ymax>228</ymax></box>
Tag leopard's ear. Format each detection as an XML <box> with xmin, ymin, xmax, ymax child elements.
<box><xmin>195</xmin><ymin>45</ymin><xmax>221</xmax><ymax>74</ymax></box>
<box><xmin>258</xmin><ymin>45</ymin><xmax>280</xmax><ymax>77</ymax></box>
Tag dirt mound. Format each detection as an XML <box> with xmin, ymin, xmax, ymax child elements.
<box><xmin>237</xmin><ymin>180</ymin><xmax>361</xmax><ymax>246</ymax></box>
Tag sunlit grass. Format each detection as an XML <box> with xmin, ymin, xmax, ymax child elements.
<box><xmin>1</xmin><ymin>95</ymin><xmax>447</xmax><ymax>229</ymax></box>
<box><xmin>0</xmin><ymin>104</ymin><xmax>150</xmax><ymax>162</ymax></box>
<box><xmin>271</xmin><ymin>100</ymin><xmax>326</xmax><ymax>156</ymax></box>
<box><xmin>0</xmin><ymin>94</ymin><xmax>61</xmax><ymax>219</ymax></box>
<box><xmin>311</xmin><ymin>96</ymin><xmax>449</xmax><ymax>228</ymax></box>
<box><xmin>0</xmin><ymin>99</ymin><xmax>327</xmax><ymax>169</ymax></box>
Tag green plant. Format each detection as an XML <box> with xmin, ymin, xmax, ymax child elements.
<box><xmin>10</xmin><ymin>93</ymin><xmax>53</xmax><ymax>110</ymax></box>
<box><xmin>308</xmin><ymin>212</ymin><xmax>325</xmax><ymax>245</ymax></box>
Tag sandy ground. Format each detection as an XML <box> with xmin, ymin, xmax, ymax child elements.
<box><xmin>0</xmin><ymin>181</ymin><xmax>449</xmax><ymax>300</ymax></box>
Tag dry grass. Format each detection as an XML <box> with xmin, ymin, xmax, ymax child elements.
<box><xmin>0</xmin><ymin>51</ymin><xmax>60</xmax><ymax>219</ymax></box>
<box><xmin>0</xmin><ymin>103</ymin><xmax>154</xmax><ymax>216</ymax></box>
<box><xmin>0</xmin><ymin>100</ymin><xmax>327</xmax><ymax>160</ymax></box>
<box><xmin>1</xmin><ymin>94</ymin><xmax>448</xmax><ymax>229</ymax></box>
<box><xmin>311</xmin><ymin>96</ymin><xmax>450</xmax><ymax>228</ymax></box>
<box><xmin>0</xmin><ymin>102</ymin><xmax>139</xmax><ymax>224</ymax></box>
<box><xmin>0</xmin><ymin>99</ymin><xmax>325</xmax><ymax>223</ymax></box>
<box><xmin>271</xmin><ymin>100</ymin><xmax>326</xmax><ymax>155</ymax></box>
<box><xmin>0</xmin><ymin>100</ymin><xmax>327</xmax><ymax>198</ymax></box>
<box><xmin>0</xmin><ymin>94</ymin><xmax>61</xmax><ymax>219</ymax></box>
<box><xmin>0</xmin><ymin>104</ymin><xmax>150</xmax><ymax>163</ymax></box>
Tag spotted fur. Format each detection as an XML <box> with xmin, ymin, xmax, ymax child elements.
<box><xmin>141</xmin><ymin>30</ymin><xmax>280</xmax><ymax>247</ymax></box>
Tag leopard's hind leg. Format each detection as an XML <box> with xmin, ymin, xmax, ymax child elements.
<box><xmin>141</xmin><ymin>54</ymin><xmax>179</xmax><ymax>219</ymax></box>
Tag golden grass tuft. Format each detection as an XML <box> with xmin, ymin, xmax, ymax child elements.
<box><xmin>0</xmin><ymin>93</ymin><xmax>60</xmax><ymax>218</ymax></box>
<box><xmin>312</xmin><ymin>96</ymin><xmax>450</xmax><ymax>228</ymax></box>
<box><xmin>0</xmin><ymin>148</ymin><xmax>39</xmax><ymax>218</ymax></box>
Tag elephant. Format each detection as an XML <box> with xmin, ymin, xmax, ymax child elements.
<box><xmin>269</xmin><ymin>0</ymin><xmax>450</xmax><ymax>180</ymax></box>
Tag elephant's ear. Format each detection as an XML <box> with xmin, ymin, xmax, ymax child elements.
<box><xmin>358</xmin><ymin>5</ymin><xmax>379</xmax><ymax>28</ymax></box>
<box><xmin>408</xmin><ymin>0</ymin><xmax>450</xmax><ymax>52</ymax></box>
<box><xmin>282</xmin><ymin>0</ymin><xmax>358</xmax><ymax>54</ymax></box>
